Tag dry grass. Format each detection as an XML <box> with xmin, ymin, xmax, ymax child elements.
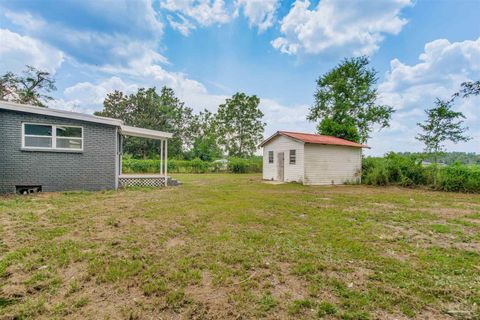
<box><xmin>0</xmin><ymin>174</ymin><xmax>479</xmax><ymax>319</ymax></box>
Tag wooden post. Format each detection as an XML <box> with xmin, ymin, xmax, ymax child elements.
<box><xmin>119</xmin><ymin>134</ymin><xmax>123</xmax><ymax>176</ymax></box>
<box><xmin>164</xmin><ymin>139</ymin><xmax>168</xmax><ymax>186</ymax></box>
<box><xmin>160</xmin><ymin>140</ymin><xmax>163</xmax><ymax>175</ymax></box>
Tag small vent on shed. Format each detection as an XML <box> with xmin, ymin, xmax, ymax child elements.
<box><xmin>16</xmin><ymin>185</ymin><xmax>42</xmax><ymax>195</ymax></box>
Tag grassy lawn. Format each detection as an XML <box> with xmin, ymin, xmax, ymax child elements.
<box><xmin>1</xmin><ymin>174</ymin><xmax>479</xmax><ymax>319</ymax></box>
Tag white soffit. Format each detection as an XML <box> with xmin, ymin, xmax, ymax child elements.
<box><xmin>120</xmin><ymin>125</ymin><xmax>173</xmax><ymax>139</ymax></box>
<box><xmin>0</xmin><ymin>101</ymin><xmax>122</xmax><ymax>126</ymax></box>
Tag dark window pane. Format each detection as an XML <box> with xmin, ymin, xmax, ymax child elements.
<box><xmin>289</xmin><ymin>150</ymin><xmax>296</xmax><ymax>164</ymax></box>
<box><xmin>268</xmin><ymin>151</ymin><xmax>274</xmax><ymax>163</ymax></box>
<box><xmin>24</xmin><ymin>124</ymin><xmax>52</xmax><ymax>136</ymax></box>
<box><xmin>25</xmin><ymin>136</ymin><xmax>52</xmax><ymax>148</ymax></box>
<box><xmin>56</xmin><ymin>126</ymin><xmax>82</xmax><ymax>137</ymax></box>
<box><xmin>56</xmin><ymin>138</ymin><xmax>82</xmax><ymax>149</ymax></box>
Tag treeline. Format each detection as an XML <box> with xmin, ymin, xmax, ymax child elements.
<box><xmin>2</xmin><ymin>65</ymin><xmax>478</xmax><ymax>178</ymax></box>
<box><xmin>94</xmin><ymin>87</ymin><xmax>265</xmax><ymax>160</ymax></box>
<box><xmin>397</xmin><ymin>152</ymin><xmax>480</xmax><ymax>165</ymax></box>
<box><xmin>363</xmin><ymin>153</ymin><xmax>480</xmax><ymax>193</ymax></box>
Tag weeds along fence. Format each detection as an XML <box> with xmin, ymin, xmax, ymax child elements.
<box><xmin>122</xmin><ymin>157</ymin><xmax>263</xmax><ymax>174</ymax></box>
<box><xmin>362</xmin><ymin>153</ymin><xmax>480</xmax><ymax>193</ymax></box>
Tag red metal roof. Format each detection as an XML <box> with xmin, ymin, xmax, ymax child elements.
<box><xmin>260</xmin><ymin>131</ymin><xmax>369</xmax><ymax>148</ymax></box>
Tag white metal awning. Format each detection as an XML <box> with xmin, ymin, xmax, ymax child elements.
<box><xmin>120</xmin><ymin>125</ymin><xmax>173</xmax><ymax>140</ymax></box>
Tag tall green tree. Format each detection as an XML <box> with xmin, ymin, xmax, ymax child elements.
<box><xmin>95</xmin><ymin>87</ymin><xmax>194</xmax><ymax>158</ymax></box>
<box><xmin>0</xmin><ymin>65</ymin><xmax>56</xmax><ymax>107</ymax></box>
<box><xmin>190</xmin><ymin>110</ymin><xmax>223</xmax><ymax>161</ymax></box>
<box><xmin>307</xmin><ymin>56</ymin><xmax>394</xmax><ymax>143</ymax></box>
<box><xmin>216</xmin><ymin>92</ymin><xmax>265</xmax><ymax>157</ymax></box>
<box><xmin>416</xmin><ymin>98</ymin><xmax>471</xmax><ymax>184</ymax></box>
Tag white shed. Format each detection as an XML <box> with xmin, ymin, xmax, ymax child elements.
<box><xmin>259</xmin><ymin>131</ymin><xmax>369</xmax><ymax>185</ymax></box>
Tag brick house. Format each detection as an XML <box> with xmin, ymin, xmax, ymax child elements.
<box><xmin>0</xmin><ymin>101</ymin><xmax>172</xmax><ymax>194</ymax></box>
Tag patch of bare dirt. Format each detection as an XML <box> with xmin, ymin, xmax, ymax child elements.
<box><xmin>414</xmin><ymin>309</ymin><xmax>456</xmax><ymax>320</ymax></box>
<box><xmin>421</xmin><ymin>207</ymin><xmax>477</xmax><ymax>219</ymax></box>
<box><xmin>185</xmin><ymin>271</ymin><xmax>236</xmax><ymax>319</ymax></box>
<box><xmin>372</xmin><ymin>310</ymin><xmax>411</xmax><ymax>320</ymax></box>
<box><xmin>60</xmin><ymin>282</ymin><xmax>147</xmax><ymax>320</ymax></box>
<box><xmin>380</xmin><ymin>223</ymin><xmax>480</xmax><ymax>256</ymax></box>
<box><xmin>371</xmin><ymin>202</ymin><xmax>398</xmax><ymax>210</ymax></box>
<box><xmin>165</xmin><ymin>237</ymin><xmax>185</xmax><ymax>249</ymax></box>
<box><xmin>269</xmin><ymin>263</ymin><xmax>309</xmax><ymax>301</ymax></box>
<box><xmin>373</xmin><ymin>309</ymin><xmax>457</xmax><ymax>320</ymax></box>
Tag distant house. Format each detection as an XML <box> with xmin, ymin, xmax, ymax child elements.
<box><xmin>421</xmin><ymin>160</ymin><xmax>447</xmax><ymax>167</ymax></box>
<box><xmin>259</xmin><ymin>131</ymin><xmax>369</xmax><ymax>185</ymax></box>
<box><xmin>0</xmin><ymin>101</ymin><xmax>172</xmax><ymax>194</ymax></box>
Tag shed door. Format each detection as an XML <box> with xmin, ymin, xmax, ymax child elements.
<box><xmin>277</xmin><ymin>152</ymin><xmax>284</xmax><ymax>182</ymax></box>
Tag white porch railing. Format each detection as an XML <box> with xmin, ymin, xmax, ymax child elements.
<box><xmin>118</xmin><ymin>127</ymin><xmax>170</xmax><ymax>188</ymax></box>
<box><xmin>119</xmin><ymin>174</ymin><xmax>167</xmax><ymax>187</ymax></box>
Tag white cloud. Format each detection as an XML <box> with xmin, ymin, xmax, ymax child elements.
<box><xmin>3</xmin><ymin>10</ymin><xmax>46</xmax><ymax>31</ymax></box>
<box><xmin>0</xmin><ymin>28</ymin><xmax>64</xmax><ymax>73</ymax></box>
<box><xmin>56</xmin><ymin>67</ymin><xmax>311</xmax><ymax>143</ymax></box>
<box><xmin>260</xmin><ymin>99</ymin><xmax>313</xmax><ymax>137</ymax></box>
<box><xmin>235</xmin><ymin>0</ymin><xmax>279</xmax><ymax>32</ymax></box>
<box><xmin>3</xmin><ymin>1</ymin><xmax>162</xmax><ymax>39</ymax></box>
<box><xmin>2</xmin><ymin>3</ymin><xmax>164</xmax><ymax>69</ymax></box>
<box><xmin>368</xmin><ymin>38</ymin><xmax>480</xmax><ymax>155</ymax></box>
<box><xmin>56</xmin><ymin>65</ymin><xmax>227</xmax><ymax>115</ymax></box>
<box><xmin>64</xmin><ymin>77</ymin><xmax>138</xmax><ymax>106</ymax></box>
<box><xmin>167</xmin><ymin>14</ymin><xmax>197</xmax><ymax>36</ymax></box>
<box><xmin>161</xmin><ymin>0</ymin><xmax>231</xmax><ymax>35</ymax></box>
<box><xmin>48</xmin><ymin>77</ymin><xmax>139</xmax><ymax>114</ymax></box>
<box><xmin>272</xmin><ymin>0</ymin><xmax>412</xmax><ymax>56</ymax></box>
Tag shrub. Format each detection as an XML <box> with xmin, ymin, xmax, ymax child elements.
<box><xmin>438</xmin><ymin>164</ymin><xmax>480</xmax><ymax>193</ymax></box>
<box><xmin>384</xmin><ymin>153</ymin><xmax>428</xmax><ymax>186</ymax></box>
<box><xmin>190</xmin><ymin>158</ymin><xmax>209</xmax><ymax>173</ymax></box>
<box><xmin>228</xmin><ymin>158</ymin><xmax>248</xmax><ymax>173</ymax></box>
<box><xmin>363</xmin><ymin>163</ymin><xmax>389</xmax><ymax>186</ymax></box>
<box><xmin>122</xmin><ymin>156</ymin><xmax>262</xmax><ymax>174</ymax></box>
<box><xmin>362</xmin><ymin>153</ymin><xmax>480</xmax><ymax>193</ymax></box>
<box><xmin>362</xmin><ymin>153</ymin><xmax>427</xmax><ymax>187</ymax></box>
<box><xmin>228</xmin><ymin>157</ymin><xmax>262</xmax><ymax>173</ymax></box>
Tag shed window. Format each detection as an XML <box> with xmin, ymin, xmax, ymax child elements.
<box><xmin>268</xmin><ymin>151</ymin><xmax>274</xmax><ymax>163</ymax></box>
<box><xmin>23</xmin><ymin>123</ymin><xmax>83</xmax><ymax>151</ymax></box>
<box><xmin>289</xmin><ymin>149</ymin><xmax>296</xmax><ymax>164</ymax></box>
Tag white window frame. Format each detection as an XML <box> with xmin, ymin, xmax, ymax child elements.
<box><xmin>22</xmin><ymin>122</ymin><xmax>84</xmax><ymax>151</ymax></box>
<box><xmin>268</xmin><ymin>150</ymin><xmax>274</xmax><ymax>164</ymax></box>
<box><xmin>289</xmin><ymin>149</ymin><xmax>296</xmax><ymax>165</ymax></box>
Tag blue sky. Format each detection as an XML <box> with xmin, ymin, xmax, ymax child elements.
<box><xmin>0</xmin><ymin>0</ymin><xmax>479</xmax><ymax>155</ymax></box>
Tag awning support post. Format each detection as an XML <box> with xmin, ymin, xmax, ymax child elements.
<box><xmin>164</xmin><ymin>139</ymin><xmax>168</xmax><ymax>186</ymax></box>
<box><xmin>160</xmin><ymin>139</ymin><xmax>163</xmax><ymax>175</ymax></box>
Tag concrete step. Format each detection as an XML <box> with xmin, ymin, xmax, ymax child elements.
<box><xmin>167</xmin><ymin>178</ymin><xmax>182</xmax><ymax>186</ymax></box>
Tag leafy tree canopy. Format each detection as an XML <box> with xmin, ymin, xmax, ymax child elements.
<box><xmin>307</xmin><ymin>56</ymin><xmax>394</xmax><ymax>143</ymax></box>
<box><xmin>95</xmin><ymin>87</ymin><xmax>194</xmax><ymax>158</ymax></box>
<box><xmin>216</xmin><ymin>92</ymin><xmax>265</xmax><ymax>157</ymax></box>
<box><xmin>416</xmin><ymin>98</ymin><xmax>471</xmax><ymax>158</ymax></box>
<box><xmin>189</xmin><ymin>110</ymin><xmax>223</xmax><ymax>161</ymax></box>
<box><xmin>318</xmin><ymin>117</ymin><xmax>361</xmax><ymax>143</ymax></box>
<box><xmin>0</xmin><ymin>65</ymin><xmax>56</xmax><ymax>107</ymax></box>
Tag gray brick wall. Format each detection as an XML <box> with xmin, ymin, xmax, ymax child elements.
<box><xmin>0</xmin><ymin>109</ymin><xmax>117</xmax><ymax>193</ymax></box>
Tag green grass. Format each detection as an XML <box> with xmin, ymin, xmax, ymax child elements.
<box><xmin>0</xmin><ymin>174</ymin><xmax>479</xmax><ymax>319</ymax></box>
